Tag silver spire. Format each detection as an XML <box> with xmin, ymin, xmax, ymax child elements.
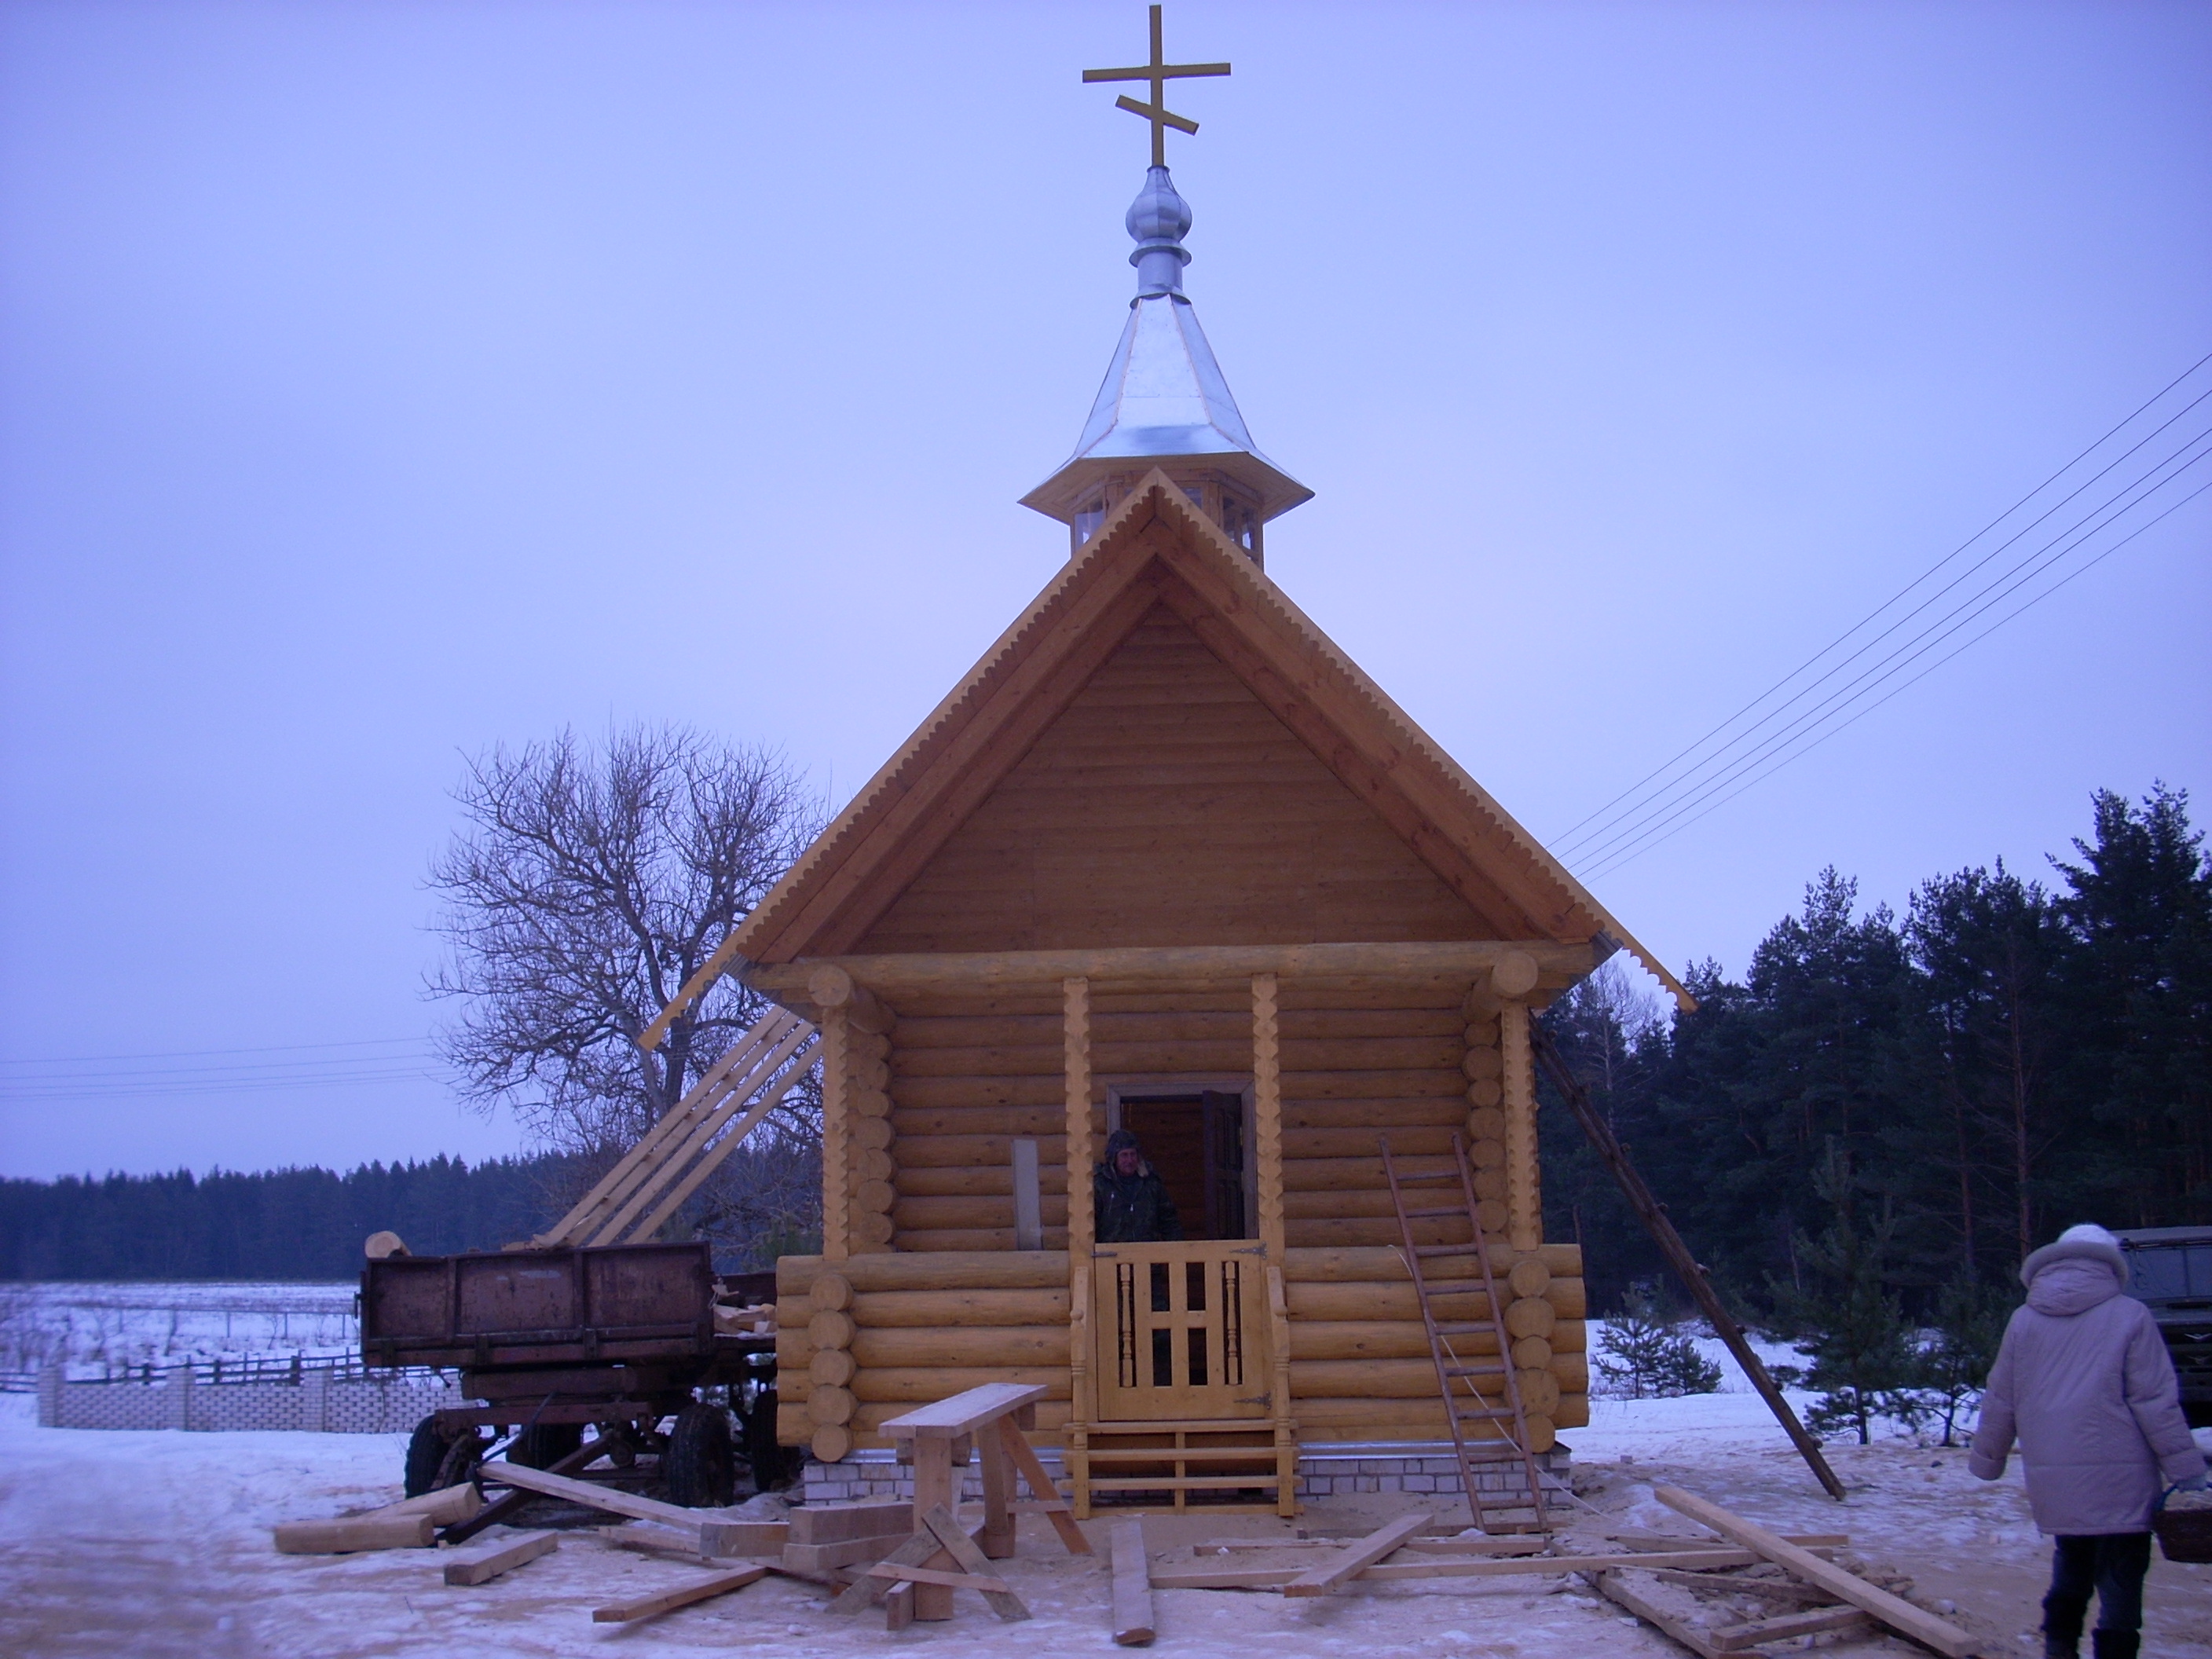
<box><xmin>1020</xmin><ymin>167</ymin><xmax>1312</xmax><ymax>560</ymax></box>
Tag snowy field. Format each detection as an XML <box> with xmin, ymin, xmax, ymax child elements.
<box><xmin>0</xmin><ymin>1282</ymin><xmax>358</xmax><ymax>1379</ymax></box>
<box><xmin>3</xmin><ymin>1385</ymin><xmax>2209</xmax><ymax>1659</ymax></box>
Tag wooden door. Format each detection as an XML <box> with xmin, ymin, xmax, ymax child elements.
<box><xmin>1091</xmin><ymin>1241</ymin><xmax>1272</xmax><ymax>1422</ymax></box>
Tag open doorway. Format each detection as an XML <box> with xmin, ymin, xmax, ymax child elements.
<box><xmin>1107</xmin><ymin>1086</ymin><xmax>1253</xmax><ymax>1241</ymax></box>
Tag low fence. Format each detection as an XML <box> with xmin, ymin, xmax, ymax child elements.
<box><xmin>34</xmin><ymin>1358</ymin><xmax>466</xmax><ymax>1434</ymax></box>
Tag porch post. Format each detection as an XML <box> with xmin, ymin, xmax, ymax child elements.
<box><xmin>1251</xmin><ymin>972</ymin><xmax>1284</xmax><ymax>1261</ymax></box>
<box><xmin>1500</xmin><ymin>998</ymin><xmax>1541</xmax><ymax>1253</ymax></box>
<box><xmin>820</xmin><ymin>1002</ymin><xmax>851</xmax><ymax>1263</ymax></box>
<box><xmin>1063</xmin><ymin>976</ymin><xmax>1095</xmax><ymax>1515</ymax></box>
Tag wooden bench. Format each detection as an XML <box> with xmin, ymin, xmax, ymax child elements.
<box><xmin>831</xmin><ymin>1382</ymin><xmax>1090</xmax><ymax>1625</ymax></box>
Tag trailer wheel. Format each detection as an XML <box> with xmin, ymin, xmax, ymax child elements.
<box><xmin>511</xmin><ymin>1422</ymin><xmax>584</xmax><ymax>1470</ymax></box>
<box><xmin>434</xmin><ymin>1428</ymin><xmax>487</xmax><ymax>1491</ymax></box>
<box><xmin>404</xmin><ymin>1415</ymin><xmax>453</xmax><ymax>1498</ymax></box>
<box><xmin>665</xmin><ymin>1403</ymin><xmax>736</xmax><ymax>1507</ymax></box>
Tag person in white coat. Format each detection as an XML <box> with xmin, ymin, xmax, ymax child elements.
<box><xmin>1971</xmin><ymin>1223</ymin><xmax>2209</xmax><ymax>1659</ymax></box>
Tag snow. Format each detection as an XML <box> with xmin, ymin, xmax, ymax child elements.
<box><xmin>2</xmin><ymin>1382</ymin><xmax>2208</xmax><ymax>1657</ymax></box>
<box><xmin>0</xmin><ymin>1282</ymin><xmax>359</xmax><ymax>1377</ymax></box>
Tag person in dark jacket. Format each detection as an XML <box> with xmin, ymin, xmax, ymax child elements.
<box><xmin>1094</xmin><ymin>1128</ymin><xmax>1182</xmax><ymax>1243</ymax></box>
<box><xmin>1972</xmin><ymin>1222</ymin><xmax>2209</xmax><ymax>1659</ymax></box>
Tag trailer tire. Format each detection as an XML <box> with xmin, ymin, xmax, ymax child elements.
<box><xmin>665</xmin><ymin>1403</ymin><xmax>736</xmax><ymax>1508</ymax></box>
<box><xmin>405</xmin><ymin>1415</ymin><xmax>454</xmax><ymax>1498</ymax></box>
<box><xmin>511</xmin><ymin>1423</ymin><xmax>584</xmax><ymax>1470</ymax></box>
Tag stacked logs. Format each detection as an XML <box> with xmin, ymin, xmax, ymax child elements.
<box><xmin>774</xmin><ymin>1246</ymin><xmax>1588</xmax><ymax>1453</ymax></box>
<box><xmin>1281</xmin><ymin>1244</ymin><xmax>1588</xmax><ymax>1449</ymax></box>
<box><xmin>819</xmin><ymin>969</ymin><xmax>899</xmax><ymax>1254</ymax></box>
<box><xmin>777</xmin><ymin>1252</ymin><xmax>1074</xmax><ymax>1452</ymax></box>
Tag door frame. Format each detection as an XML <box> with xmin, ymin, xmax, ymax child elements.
<box><xmin>1103</xmin><ymin>1076</ymin><xmax>1257</xmax><ymax>1242</ymax></box>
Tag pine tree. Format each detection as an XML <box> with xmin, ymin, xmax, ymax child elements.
<box><xmin>1774</xmin><ymin>1144</ymin><xmax>1919</xmax><ymax>1444</ymax></box>
<box><xmin>1593</xmin><ymin>1281</ymin><xmax>1723</xmax><ymax>1398</ymax></box>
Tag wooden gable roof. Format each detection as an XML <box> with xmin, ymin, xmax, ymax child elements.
<box><xmin>727</xmin><ymin>471</ymin><xmax>1686</xmax><ymax>1003</ymax></box>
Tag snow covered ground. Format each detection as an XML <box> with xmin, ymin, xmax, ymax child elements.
<box><xmin>2</xmin><ymin>1384</ymin><xmax>2207</xmax><ymax>1659</ymax></box>
<box><xmin>0</xmin><ymin>1282</ymin><xmax>358</xmax><ymax>1377</ymax></box>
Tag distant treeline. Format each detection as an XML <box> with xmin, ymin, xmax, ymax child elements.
<box><xmin>1542</xmin><ymin>787</ymin><xmax>2210</xmax><ymax>1318</ymax></box>
<box><xmin>0</xmin><ymin>1153</ymin><xmax>582</xmax><ymax>1281</ymax></box>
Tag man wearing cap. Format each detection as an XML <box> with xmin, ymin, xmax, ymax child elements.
<box><xmin>1094</xmin><ymin>1128</ymin><xmax>1183</xmax><ymax>1243</ymax></box>
<box><xmin>1971</xmin><ymin>1222</ymin><xmax>2210</xmax><ymax>1659</ymax></box>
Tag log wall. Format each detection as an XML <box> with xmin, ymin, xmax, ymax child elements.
<box><xmin>775</xmin><ymin>1246</ymin><xmax>1591</xmax><ymax>1455</ymax></box>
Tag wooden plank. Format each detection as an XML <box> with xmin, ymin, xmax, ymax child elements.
<box><xmin>370</xmin><ymin>1482</ymin><xmax>481</xmax><ymax>1525</ymax></box>
<box><xmin>830</xmin><ymin>1532</ymin><xmax>939</xmax><ymax>1614</ymax></box>
<box><xmin>1111</xmin><ymin>1518</ymin><xmax>1155</xmax><ymax>1646</ymax></box>
<box><xmin>1146</xmin><ymin>1548</ymin><xmax>1787</xmax><ymax>1591</ymax></box>
<box><xmin>880</xmin><ymin>1381</ymin><xmax>1047</xmax><ymax>1438</ymax></box>
<box><xmin>442</xmin><ymin>1530</ymin><xmax>558</xmax><ymax>1585</ymax></box>
<box><xmin>1652</xmin><ymin>1488</ymin><xmax>1976</xmax><ymax>1657</ymax></box>
<box><xmin>1588</xmin><ymin>1569</ymin><xmax>1750</xmax><ymax>1659</ymax></box>
<box><xmin>485</xmin><ymin>1460</ymin><xmax>746</xmax><ymax>1552</ymax></box>
<box><xmin>920</xmin><ymin>1502</ymin><xmax>1032</xmax><ymax>1621</ymax></box>
<box><xmin>273</xmin><ymin>1514</ymin><xmax>434</xmax><ymax>1555</ymax></box>
<box><xmin>995</xmin><ymin>1414</ymin><xmax>1093</xmax><ymax>1554</ymax></box>
<box><xmin>782</xmin><ymin>1533</ymin><xmax>915</xmax><ymax>1573</ymax></box>
<box><xmin>1284</xmin><ymin>1510</ymin><xmax>1431</xmax><ymax>1598</ymax></box>
<box><xmin>866</xmin><ymin>1562</ymin><xmax>1014</xmax><ymax>1593</ymax></box>
<box><xmin>591</xmin><ymin>1564</ymin><xmax>767</xmax><ymax>1624</ymax></box>
<box><xmin>787</xmin><ymin>1499</ymin><xmax>913</xmax><ymax>1545</ymax></box>
<box><xmin>1709</xmin><ymin>1606</ymin><xmax>1875</xmax><ymax>1650</ymax></box>
<box><xmin>884</xmin><ymin>1582</ymin><xmax>917</xmax><ymax>1629</ymax></box>
<box><xmin>1610</xmin><ymin>1531</ymin><xmax>1848</xmax><ymax>1552</ymax></box>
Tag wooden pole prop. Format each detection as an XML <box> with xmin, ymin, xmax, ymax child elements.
<box><xmin>1530</xmin><ymin>1024</ymin><xmax>1844</xmax><ymax>1501</ymax></box>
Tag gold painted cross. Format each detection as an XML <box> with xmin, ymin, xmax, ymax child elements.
<box><xmin>1082</xmin><ymin>5</ymin><xmax>1230</xmax><ymax>168</ymax></box>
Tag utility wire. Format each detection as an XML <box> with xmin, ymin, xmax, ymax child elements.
<box><xmin>1549</xmin><ymin>352</ymin><xmax>2212</xmax><ymax>879</ymax></box>
<box><xmin>1579</xmin><ymin>471</ymin><xmax>2212</xmax><ymax>882</ymax></box>
<box><xmin>1570</xmin><ymin>422</ymin><xmax>2212</xmax><ymax>876</ymax></box>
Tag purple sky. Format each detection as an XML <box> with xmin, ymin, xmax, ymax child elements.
<box><xmin>2</xmin><ymin>2</ymin><xmax>2207</xmax><ymax>1179</ymax></box>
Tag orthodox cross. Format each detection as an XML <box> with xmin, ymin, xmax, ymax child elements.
<box><xmin>1082</xmin><ymin>5</ymin><xmax>1230</xmax><ymax>167</ymax></box>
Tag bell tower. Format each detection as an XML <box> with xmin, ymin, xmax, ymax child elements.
<box><xmin>1020</xmin><ymin>6</ymin><xmax>1312</xmax><ymax>565</ymax></box>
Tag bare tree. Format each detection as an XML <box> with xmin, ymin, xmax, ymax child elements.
<box><xmin>427</xmin><ymin>726</ymin><xmax>823</xmax><ymax>1160</ymax></box>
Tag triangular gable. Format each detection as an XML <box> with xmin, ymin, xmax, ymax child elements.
<box><xmin>727</xmin><ymin>471</ymin><xmax>1686</xmax><ymax>1003</ymax></box>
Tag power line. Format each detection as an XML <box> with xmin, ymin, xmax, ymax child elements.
<box><xmin>1578</xmin><ymin>472</ymin><xmax>2212</xmax><ymax>882</ymax></box>
<box><xmin>1569</xmin><ymin>419</ymin><xmax>2212</xmax><ymax>876</ymax></box>
<box><xmin>1549</xmin><ymin>351</ymin><xmax>2212</xmax><ymax>879</ymax></box>
<box><xmin>0</xmin><ymin>1035</ymin><xmax>428</xmax><ymax>1068</ymax></box>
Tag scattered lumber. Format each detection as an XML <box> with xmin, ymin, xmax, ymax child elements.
<box><xmin>443</xmin><ymin>1531</ymin><xmax>558</xmax><ymax>1585</ymax></box>
<box><xmin>866</xmin><ymin>1562</ymin><xmax>1013</xmax><ymax>1593</ymax></box>
<box><xmin>884</xmin><ymin>1582</ymin><xmax>916</xmax><ymax>1629</ymax></box>
<box><xmin>273</xmin><ymin>1514</ymin><xmax>435</xmax><ymax>1555</ymax></box>
<box><xmin>1708</xmin><ymin>1606</ymin><xmax>1875</xmax><ymax>1651</ymax></box>
<box><xmin>1653</xmin><ymin>1486</ymin><xmax>1977</xmax><ymax>1659</ymax></box>
<box><xmin>590</xmin><ymin>1563</ymin><xmax>767</xmax><ymax>1624</ymax></box>
<box><xmin>1147</xmin><ymin>1547</ymin><xmax>1793</xmax><ymax>1591</ymax></box>
<box><xmin>1284</xmin><ymin>1511</ymin><xmax>1432</xmax><ymax>1598</ymax></box>
<box><xmin>485</xmin><ymin>1460</ymin><xmax>766</xmax><ymax>1556</ymax></box>
<box><xmin>1610</xmin><ymin>1530</ymin><xmax>1847</xmax><ymax>1551</ymax></box>
<box><xmin>597</xmin><ymin>1523</ymin><xmax>720</xmax><ymax>1565</ymax></box>
<box><xmin>1588</xmin><ymin>1569</ymin><xmax>1751</xmax><ymax>1659</ymax></box>
<box><xmin>1111</xmin><ymin>1519</ymin><xmax>1155</xmax><ymax>1646</ymax></box>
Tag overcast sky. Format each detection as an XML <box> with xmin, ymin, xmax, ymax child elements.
<box><xmin>2</xmin><ymin>1</ymin><xmax>2207</xmax><ymax>1181</ymax></box>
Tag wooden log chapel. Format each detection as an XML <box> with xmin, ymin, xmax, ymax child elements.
<box><xmin>683</xmin><ymin>11</ymin><xmax>1690</xmax><ymax>1518</ymax></box>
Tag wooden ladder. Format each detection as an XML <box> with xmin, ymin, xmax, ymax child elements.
<box><xmin>1379</xmin><ymin>1133</ymin><xmax>1550</xmax><ymax>1534</ymax></box>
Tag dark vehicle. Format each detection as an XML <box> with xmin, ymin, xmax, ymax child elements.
<box><xmin>361</xmin><ymin>1240</ymin><xmax>789</xmax><ymax>1504</ymax></box>
<box><xmin>2116</xmin><ymin>1226</ymin><xmax>2212</xmax><ymax>1427</ymax></box>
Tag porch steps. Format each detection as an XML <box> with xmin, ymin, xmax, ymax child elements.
<box><xmin>1380</xmin><ymin>1133</ymin><xmax>1551</xmax><ymax>1536</ymax></box>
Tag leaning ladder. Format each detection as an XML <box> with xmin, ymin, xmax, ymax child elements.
<box><xmin>1379</xmin><ymin>1134</ymin><xmax>1550</xmax><ymax>1534</ymax></box>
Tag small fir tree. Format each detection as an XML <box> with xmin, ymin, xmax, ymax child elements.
<box><xmin>1594</xmin><ymin>1281</ymin><xmax>1725</xmax><ymax>1398</ymax></box>
<box><xmin>1773</xmin><ymin>1144</ymin><xmax>1920</xmax><ymax>1444</ymax></box>
<box><xmin>1911</xmin><ymin>1273</ymin><xmax>2015</xmax><ymax>1446</ymax></box>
